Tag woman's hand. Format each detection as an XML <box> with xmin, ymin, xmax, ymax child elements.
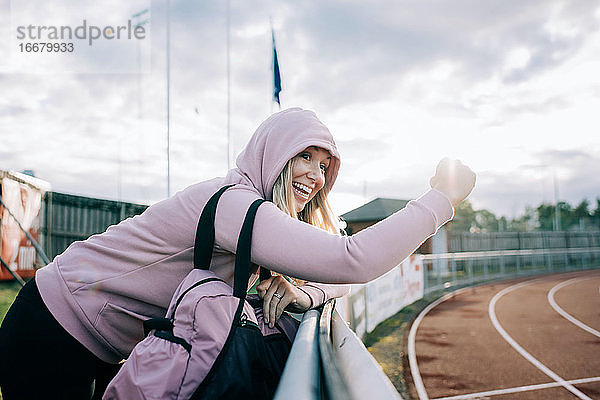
<box><xmin>430</xmin><ymin>158</ymin><xmax>476</xmax><ymax>206</ymax></box>
<box><xmin>256</xmin><ymin>275</ymin><xmax>312</xmax><ymax>328</ymax></box>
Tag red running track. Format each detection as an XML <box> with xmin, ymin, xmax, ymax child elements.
<box><xmin>408</xmin><ymin>270</ymin><xmax>600</xmax><ymax>399</ymax></box>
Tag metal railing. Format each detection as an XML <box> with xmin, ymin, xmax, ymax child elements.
<box><xmin>275</xmin><ymin>300</ymin><xmax>401</xmax><ymax>399</ymax></box>
<box><xmin>274</xmin><ymin>310</ymin><xmax>321</xmax><ymax>399</ymax></box>
<box><xmin>422</xmin><ymin>247</ymin><xmax>600</xmax><ymax>295</ymax></box>
<box><xmin>276</xmin><ymin>247</ymin><xmax>600</xmax><ymax>399</ymax></box>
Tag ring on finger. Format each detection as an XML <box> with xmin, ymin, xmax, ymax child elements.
<box><xmin>273</xmin><ymin>293</ymin><xmax>283</xmax><ymax>299</ymax></box>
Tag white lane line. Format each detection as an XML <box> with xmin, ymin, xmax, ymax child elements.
<box><xmin>408</xmin><ymin>294</ymin><xmax>450</xmax><ymax>400</ymax></box>
<box><xmin>408</xmin><ymin>287</ymin><xmax>473</xmax><ymax>400</ymax></box>
<box><xmin>489</xmin><ymin>279</ymin><xmax>593</xmax><ymax>400</ymax></box>
<box><xmin>431</xmin><ymin>376</ymin><xmax>600</xmax><ymax>400</ymax></box>
<box><xmin>548</xmin><ymin>277</ymin><xmax>600</xmax><ymax>338</ymax></box>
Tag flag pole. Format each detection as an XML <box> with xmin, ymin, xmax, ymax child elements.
<box><xmin>226</xmin><ymin>0</ymin><xmax>232</xmax><ymax>170</ymax></box>
<box><xmin>271</xmin><ymin>18</ymin><xmax>282</xmax><ymax>112</ymax></box>
<box><xmin>270</xmin><ymin>16</ymin><xmax>273</xmax><ymax>115</ymax></box>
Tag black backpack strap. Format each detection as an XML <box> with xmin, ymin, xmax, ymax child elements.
<box><xmin>143</xmin><ymin>318</ymin><xmax>173</xmax><ymax>336</ymax></box>
<box><xmin>194</xmin><ymin>185</ymin><xmax>235</xmax><ymax>270</ymax></box>
<box><xmin>233</xmin><ymin>199</ymin><xmax>266</xmax><ymax>299</ymax></box>
<box><xmin>143</xmin><ymin>318</ymin><xmax>192</xmax><ymax>353</ymax></box>
<box><xmin>154</xmin><ymin>331</ymin><xmax>192</xmax><ymax>353</ymax></box>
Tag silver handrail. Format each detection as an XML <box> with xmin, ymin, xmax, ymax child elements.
<box><xmin>330</xmin><ymin>308</ymin><xmax>402</xmax><ymax>399</ymax></box>
<box><xmin>421</xmin><ymin>247</ymin><xmax>600</xmax><ymax>294</ymax></box>
<box><xmin>274</xmin><ymin>309</ymin><xmax>322</xmax><ymax>400</ymax></box>
<box><xmin>277</xmin><ymin>300</ymin><xmax>404</xmax><ymax>399</ymax></box>
<box><xmin>421</xmin><ymin>247</ymin><xmax>600</xmax><ymax>260</ymax></box>
<box><xmin>319</xmin><ymin>300</ymin><xmax>352</xmax><ymax>400</ymax></box>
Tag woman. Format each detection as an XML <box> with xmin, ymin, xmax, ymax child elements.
<box><xmin>0</xmin><ymin>108</ymin><xmax>475</xmax><ymax>399</ymax></box>
<box><xmin>256</xmin><ymin>144</ymin><xmax>341</xmax><ymax>327</ymax></box>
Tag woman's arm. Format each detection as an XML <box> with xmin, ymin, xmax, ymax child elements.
<box><xmin>256</xmin><ymin>275</ymin><xmax>349</xmax><ymax>328</ymax></box>
<box><xmin>215</xmin><ymin>187</ymin><xmax>452</xmax><ymax>284</ymax></box>
<box><xmin>215</xmin><ymin>159</ymin><xmax>474</xmax><ymax>285</ymax></box>
<box><xmin>298</xmin><ymin>282</ymin><xmax>350</xmax><ymax>308</ymax></box>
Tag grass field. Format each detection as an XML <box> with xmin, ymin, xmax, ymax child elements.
<box><xmin>0</xmin><ymin>280</ymin><xmax>21</xmax><ymax>400</ymax></box>
<box><xmin>0</xmin><ymin>280</ymin><xmax>21</xmax><ymax>325</ymax></box>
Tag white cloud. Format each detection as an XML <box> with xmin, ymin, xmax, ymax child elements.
<box><xmin>503</xmin><ymin>47</ymin><xmax>531</xmax><ymax>72</ymax></box>
<box><xmin>2</xmin><ymin>0</ymin><xmax>600</xmax><ymax>222</ymax></box>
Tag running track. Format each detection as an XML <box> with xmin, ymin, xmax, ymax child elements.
<box><xmin>408</xmin><ymin>270</ymin><xmax>600</xmax><ymax>399</ymax></box>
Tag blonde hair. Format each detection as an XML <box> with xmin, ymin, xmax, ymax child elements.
<box><xmin>270</xmin><ymin>156</ymin><xmax>340</xmax><ymax>285</ymax></box>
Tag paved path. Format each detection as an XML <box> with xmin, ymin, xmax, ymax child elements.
<box><xmin>408</xmin><ymin>270</ymin><xmax>600</xmax><ymax>399</ymax></box>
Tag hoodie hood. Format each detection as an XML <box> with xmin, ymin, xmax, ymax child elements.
<box><xmin>225</xmin><ymin>108</ymin><xmax>341</xmax><ymax>200</ymax></box>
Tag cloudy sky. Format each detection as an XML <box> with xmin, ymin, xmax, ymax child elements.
<box><xmin>2</xmin><ymin>0</ymin><xmax>600</xmax><ymax>218</ymax></box>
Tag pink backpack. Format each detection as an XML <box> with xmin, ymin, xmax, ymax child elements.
<box><xmin>103</xmin><ymin>186</ymin><xmax>297</xmax><ymax>400</ymax></box>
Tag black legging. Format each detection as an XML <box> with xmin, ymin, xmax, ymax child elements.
<box><xmin>0</xmin><ymin>278</ymin><xmax>120</xmax><ymax>400</ymax></box>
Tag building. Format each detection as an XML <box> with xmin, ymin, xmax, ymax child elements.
<box><xmin>341</xmin><ymin>197</ymin><xmax>446</xmax><ymax>254</ymax></box>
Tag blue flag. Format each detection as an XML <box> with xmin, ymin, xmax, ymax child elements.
<box><xmin>272</xmin><ymin>30</ymin><xmax>282</xmax><ymax>106</ymax></box>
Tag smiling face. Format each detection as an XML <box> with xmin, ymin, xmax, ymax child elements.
<box><xmin>290</xmin><ymin>146</ymin><xmax>332</xmax><ymax>213</ymax></box>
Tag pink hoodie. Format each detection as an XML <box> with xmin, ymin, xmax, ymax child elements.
<box><xmin>35</xmin><ymin>108</ymin><xmax>453</xmax><ymax>363</ymax></box>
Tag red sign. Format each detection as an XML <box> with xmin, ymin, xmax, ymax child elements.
<box><xmin>0</xmin><ymin>171</ymin><xmax>49</xmax><ymax>280</ymax></box>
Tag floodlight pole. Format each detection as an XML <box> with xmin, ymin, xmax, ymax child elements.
<box><xmin>166</xmin><ymin>0</ymin><xmax>172</xmax><ymax>197</ymax></box>
<box><xmin>553</xmin><ymin>172</ymin><xmax>560</xmax><ymax>231</ymax></box>
<box><xmin>226</xmin><ymin>0</ymin><xmax>232</xmax><ymax>170</ymax></box>
<box><xmin>133</xmin><ymin>9</ymin><xmax>149</xmax><ymax>200</ymax></box>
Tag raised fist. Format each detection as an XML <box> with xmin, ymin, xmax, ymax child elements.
<box><xmin>429</xmin><ymin>158</ymin><xmax>476</xmax><ymax>206</ymax></box>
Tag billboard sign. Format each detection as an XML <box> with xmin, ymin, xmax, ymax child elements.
<box><xmin>0</xmin><ymin>171</ymin><xmax>50</xmax><ymax>280</ymax></box>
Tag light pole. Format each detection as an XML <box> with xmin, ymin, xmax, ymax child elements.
<box><xmin>226</xmin><ymin>0</ymin><xmax>232</xmax><ymax>170</ymax></box>
<box><xmin>132</xmin><ymin>9</ymin><xmax>149</xmax><ymax>121</ymax></box>
<box><xmin>132</xmin><ymin>9</ymin><xmax>149</xmax><ymax>198</ymax></box>
<box><xmin>553</xmin><ymin>172</ymin><xmax>561</xmax><ymax>231</ymax></box>
<box><xmin>166</xmin><ymin>0</ymin><xmax>171</xmax><ymax>197</ymax></box>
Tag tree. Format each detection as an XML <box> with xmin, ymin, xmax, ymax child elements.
<box><xmin>498</xmin><ymin>216</ymin><xmax>508</xmax><ymax>232</ymax></box>
<box><xmin>447</xmin><ymin>198</ymin><xmax>599</xmax><ymax>233</ymax></box>
<box><xmin>536</xmin><ymin>203</ymin><xmax>555</xmax><ymax>231</ymax></box>
<box><xmin>447</xmin><ymin>201</ymin><xmax>476</xmax><ymax>232</ymax></box>
<box><xmin>573</xmin><ymin>199</ymin><xmax>591</xmax><ymax>230</ymax></box>
<box><xmin>536</xmin><ymin>199</ymin><xmax>596</xmax><ymax>231</ymax></box>
<box><xmin>509</xmin><ymin>206</ymin><xmax>536</xmax><ymax>231</ymax></box>
<box><xmin>593</xmin><ymin>198</ymin><xmax>600</xmax><ymax>230</ymax></box>
<box><xmin>475</xmin><ymin>209</ymin><xmax>498</xmax><ymax>231</ymax></box>
<box><xmin>557</xmin><ymin>201</ymin><xmax>575</xmax><ymax>230</ymax></box>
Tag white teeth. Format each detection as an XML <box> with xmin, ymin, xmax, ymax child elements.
<box><xmin>292</xmin><ymin>182</ymin><xmax>312</xmax><ymax>200</ymax></box>
<box><xmin>293</xmin><ymin>182</ymin><xmax>312</xmax><ymax>193</ymax></box>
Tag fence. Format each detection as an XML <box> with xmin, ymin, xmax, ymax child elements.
<box><xmin>422</xmin><ymin>247</ymin><xmax>600</xmax><ymax>294</ymax></box>
<box><xmin>1</xmin><ymin>186</ymin><xmax>148</xmax><ymax>281</ymax></box>
<box><xmin>448</xmin><ymin>231</ymin><xmax>600</xmax><ymax>252</ymax></box>
<box><xmin>279</xmin><ymin>247</ymin><xmax>600</xmax><ymax>399</ymax></box>
<box><xmin>39</xmin><ymin>192</ymin><xmax>148</xmax><ymax>262</ymax></box>
<box><xmin>306</xmin><ymin>245</ymin><xmax>600</xmax><ymax>344</ymax></box>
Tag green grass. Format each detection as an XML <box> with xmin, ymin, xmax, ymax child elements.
<box><xmin>0</xmin><ymin>280</ymin><xmax>22</xmax><ymax>325</ymax></box>
<box><xmin>0</xmin><ymin>280</ymin><xmax>22</xmax><ymax>400</ymax></box>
